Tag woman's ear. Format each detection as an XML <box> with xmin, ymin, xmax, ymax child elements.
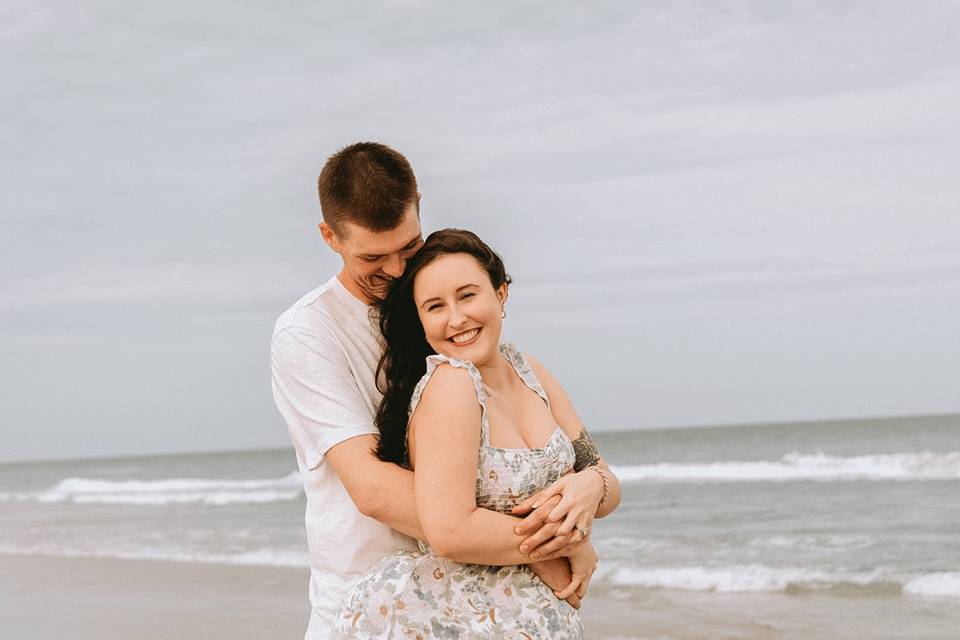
<box><xmin>497</xmin><ymin>283</ymin><xmax>509</xmax><ymax>308</ymax></box>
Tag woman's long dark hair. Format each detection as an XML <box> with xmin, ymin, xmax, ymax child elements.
<box><xmin>374</xmin><ymin>228</ymin><xmax>512</xmax><ymax>466</ymax></box>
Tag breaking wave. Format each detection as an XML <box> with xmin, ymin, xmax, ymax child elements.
<box><xmin>610</xmin><ymin>451</ymin><xmax>960</xmax><ymax>482</ymax></box>
<box><xmin>604</xmin><ymin>563</ymin><xmax>960</xmax><ymax>597</ymax></box>
<box><xmin>903</xmin><ymin>572</ymin><xmax>960</xmax><ymax>598</ymax></box>
<box><xmin>0</xmin><ymin>472</ymin><xmax>303</xmax><ymax>505</ymax></box>
<box><xmin>0</xmin><ymin>544</ymin><xmax>308</xmax><ymax>568</ymax></box>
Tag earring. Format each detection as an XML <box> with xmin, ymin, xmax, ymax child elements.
<box><xmin>501</xmin><ymin>307</ymin><xmax>506</xmax><ymax>319</ymax></box>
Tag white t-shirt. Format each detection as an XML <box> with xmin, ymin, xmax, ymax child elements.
<box><xmin>271</xmin><ymin>275</ymin><xmax>416</xmax><ymax>639</ymax></box>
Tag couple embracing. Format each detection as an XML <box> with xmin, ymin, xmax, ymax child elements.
<box><xmin>271</xmin><ymin>142</ymin><xmax>621</xmax><ymax>639</ymax></box>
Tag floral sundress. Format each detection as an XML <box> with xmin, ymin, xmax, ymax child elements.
<box><xmin>331</xmin><ymin>343</ymin><xmax>584</xmax><ymax>639</ymax></box>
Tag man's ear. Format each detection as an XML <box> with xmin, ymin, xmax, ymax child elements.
<box><xmin>319</xmin><ymin>222</ymin><xmax>339</xmax><ymax>251</ymax></box>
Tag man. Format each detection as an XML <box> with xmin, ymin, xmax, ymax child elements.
<box><xmin>271</xmin><ymin>142</ymin><xmax>584</xmax><ymax>638</ymax></box>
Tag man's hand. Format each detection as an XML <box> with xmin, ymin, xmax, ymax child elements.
<box><xmin>528</xmin><ymin>557</ymin><xmax>582</xmax><ymax>609</ymax></box>
<box><xmin>512</xmin><ymin>493</ymin><xmax>589</xmax><ymax>561</ymax></box>
<box><xmin>513</xmin><ymin>495</ymin><xmax>569</xmax><ymax>558</ymax></box>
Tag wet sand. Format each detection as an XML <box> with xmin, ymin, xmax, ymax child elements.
<box><xmin>0</xmin><ymin>554</ymin><xmax>661</xmax><ymax>639</ymax></box>
<box><xmin>0</xmin><ymin>555</ymin><xmax>309</xmax><ymax>640</ymax></box>
<box><xmin>3</xmin><ymin>554</ymin><xmax>958</xmax><ymax>639</ymax></box>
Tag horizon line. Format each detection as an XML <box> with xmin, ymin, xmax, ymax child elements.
<box><xmin>2</xmin><ymin>410</ymin><xmax>957</xmax><ymax>467</ymax></box>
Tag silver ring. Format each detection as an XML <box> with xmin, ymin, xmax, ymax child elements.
<box><xmin>576</xmin><ymin>526</ymin><xmax>590</xmax><ymax>539</ymax></box>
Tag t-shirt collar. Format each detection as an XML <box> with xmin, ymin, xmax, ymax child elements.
<box><xmin>331</xmin><ymin>275</ymin><xmax>377</xmax><ymax>323</ymax></box>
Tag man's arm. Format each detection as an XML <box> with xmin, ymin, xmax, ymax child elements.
<box><xmin>272</xmin><ymin>325</ymin><xmax>426</xmax><ymax>540</ymax></box>
<box><xmin>408</xmin><ymin>365</ymin><xmax>588</xmax><ymax>565</ymax></box>
<box><xmin>329</xmin><ymin>402</ymin><xmax>569</xmax><ymax>564</ymax></box>
<box><xmin>328</xmin><ymin>429</ymin><xmax>586</xmax><ymax>606</ymax></box>
<box><xmin>327</xmin><ymin>413</ymin><xmax>585</xmax><ymax>607</ymax></box>
<box><xmin>272</xmin><ymin>328</ymin><xmax>580</xmax><ymax>568</ymax></box>
<box><xmin>324</xmin><ymin>434</ymin><xmax>424</xmax><ymax>540</ymax></box>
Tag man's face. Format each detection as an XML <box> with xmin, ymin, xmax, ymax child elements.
<box><xmin>322</xmin><ymin>202</ymin><xmax>423</xmax><ymax>304</ymax></box>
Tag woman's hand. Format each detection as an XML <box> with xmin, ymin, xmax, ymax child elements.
<box><xmin>552</xmin><ymin>542</ymin><xmax>598</xmax><ymax>601</ymax></box>
<box><xmin>511</xmin><ymin>469</ymin><xmax>604</xmax><ymax>560</ymax></box>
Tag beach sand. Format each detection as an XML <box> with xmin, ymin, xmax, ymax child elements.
<box><xmin>0</xmin><ymin>556</ymin><xmax>654</xmax><ymax>639</ymax></box>
<box><xmin>0</xmin><ymin>554</ymin><xmax>661</xmax><ymax>639</ymax></box>
<box><xmin>1</xmin><ymin>555</ymin><xmax>309</xmax><ymax>640</ymax></box>
<box><xmin>3</xmin><ymin>554</ymin><xmax>956</xmax><ymax>639</ymax></box>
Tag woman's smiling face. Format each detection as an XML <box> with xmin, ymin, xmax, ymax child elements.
<box><xmin>413</xmin><ymin>252</ymin><xmax>507</xmax><ymax>365</ymax></box>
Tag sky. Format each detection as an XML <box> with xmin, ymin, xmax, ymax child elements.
<box><xmin>2</xmin><ymin>1</ymin><xmax>959</xmax><ymax>462</ymax></box>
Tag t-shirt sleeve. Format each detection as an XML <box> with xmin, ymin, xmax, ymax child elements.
<box><xmin>271</xmin><ymin>325</ymin><xmax>377</xmax><ymax>470</ymax></box>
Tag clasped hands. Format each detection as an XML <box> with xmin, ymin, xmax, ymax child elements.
<box><xmin>511</xmin><ymin>469</ymin><xmax>604</xmax><ymax>604</ymax></box>
<box><xmin>511</xmin><ymin>468</ymin><xmax>603</xmax><ymax>559</ymax></box>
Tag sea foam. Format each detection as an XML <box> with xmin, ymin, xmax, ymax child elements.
<box><xmin>903</xmin><ymin>572</ymin><xmax>960</xmax><ymax>598</ymax></box>
<box><xmin>610</xmin><ymin>451</ymin><xmax>960</xmax><ymax>482</ymax></box>
<box><xmin>0</xmin><ymin>544</ymin><xmax>309</xmax><ymax>568</ymax></box>
<box><xmin>606</xmin><ymin>563</ymin><xmax>899</xmax><ymax>594</ymax></box>
<box><xmin>2</xmin><ymin>472</ymin><xmax>304</xmax><ymax>506</ymax></box>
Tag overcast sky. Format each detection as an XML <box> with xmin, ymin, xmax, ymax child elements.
<box><xmin>2</xmin><ymin>1</ymin><xmax>959</xmax><ymax>462</ymax></box>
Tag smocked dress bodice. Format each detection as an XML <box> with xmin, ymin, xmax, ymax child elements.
<box><xmin>409</xmin><ymin>343</ymin><xmax>576</xmax><ymax>518</ymax></box>
<box><xmin>332</xmin><ymin>343</ymin><xmax>584</xmax><ymax>639</ymax></box>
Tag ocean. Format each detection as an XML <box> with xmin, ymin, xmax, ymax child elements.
<box><xmin>2</xmin><ymin>413</ymin><xmax>959</xmax><ymax>639</ymax></box>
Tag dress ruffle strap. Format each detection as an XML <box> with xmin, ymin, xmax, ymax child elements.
<box><xmin>499</xmin><ymin>343</ymin><xmax>551</xmax><ymax>408</ymax></box>
<box><xmin>407</xmin><ymin>344</ymin><xmax>552</xmax><ymax>448</ymax></box>
<box><xmin>409</xmin><ymin>353</ymin><xmax>491</xmax><ymax>443</ymax></box>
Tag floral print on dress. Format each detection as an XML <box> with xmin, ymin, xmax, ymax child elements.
<box><xmin>331</xmin><ymin>344</ymin><xmax>583</xmax><ymax>639</ymax></box>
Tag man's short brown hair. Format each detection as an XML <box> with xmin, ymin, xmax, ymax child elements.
<box><xmin>317</xmin><ymin>142</ymin><xmax>418</xmax><ymax>235</ymax></box>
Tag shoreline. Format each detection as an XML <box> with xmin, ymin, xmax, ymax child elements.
<box><xmin>4</xmin><ymin>553</ymin><xmax>959</xmax><ymax>639</ymax></box>
<box><xmin>0</xmin><ymin>553</ymin><xmax>659</xmax><ymax>639</ymax></box>
<box><xmin>0</xmin><ymin>554</ymin><xmax>673</xmax><ymax>640</ymax></box>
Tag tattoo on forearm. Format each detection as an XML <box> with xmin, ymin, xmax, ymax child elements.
<box><xmin>572</xmin><ymin>428</ymin><xmax>600</xmax><ymax>472</ymax></box>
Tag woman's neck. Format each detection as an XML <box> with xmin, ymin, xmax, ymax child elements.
<box><xmin>475</xmin><ymin>349</ymin><xmax>511</xmax><ymax>393</ymax></box>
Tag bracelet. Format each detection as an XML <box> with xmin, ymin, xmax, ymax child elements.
<box><xmin>588</xmin><ymin>465</ymin><xmax>609</xmax><ymax>514</ymax></box>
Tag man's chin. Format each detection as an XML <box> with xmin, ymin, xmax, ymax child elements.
<box><xmin>362</xmin><ymin>281</ymin><xmax>390</xmax><ymax>303</ymax></box>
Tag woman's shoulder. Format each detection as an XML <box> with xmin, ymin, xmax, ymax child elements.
<box><xmin>520</xmin><ymin>350</ymin><xmax>545</xmax><ymax>373</ymax></box>
<box><xmin>424</xmin><ymin>358</ymin><xmax>480</xmax><ymax>388</ymax></box>
<box><xmin>499</xmin><ymin>343</ymin><xmax>546</xmax><ymax>377</ymax></box>
<box><xmin>422</xmin><ymin>353</ymin><xmax>484</xmax><ymax>391</ymax></box>
<box><xmin>409</xmin><ymin>354</ymin><xmax>486</xmax><ymax>418</ymax></box>
<box><xmin>514</xmin><ymin>350</ymin><xmax>556</xmax><ymax>390</ymax></box>
<box><xmin>498</xmin><ymin>343</ymin><xmax>554</xmax><ymax>392</ymax></box>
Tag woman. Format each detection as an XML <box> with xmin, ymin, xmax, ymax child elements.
<box><xmin>332</xmin><ymin>229</ymin><xmax>621</xmax><ymax>638</ymax></box>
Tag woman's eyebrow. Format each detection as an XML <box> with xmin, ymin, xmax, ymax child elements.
<box><xmin>418</xmin><ymin>283</ymin><xmax>480</xmax><ymax>309</ymax></box>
